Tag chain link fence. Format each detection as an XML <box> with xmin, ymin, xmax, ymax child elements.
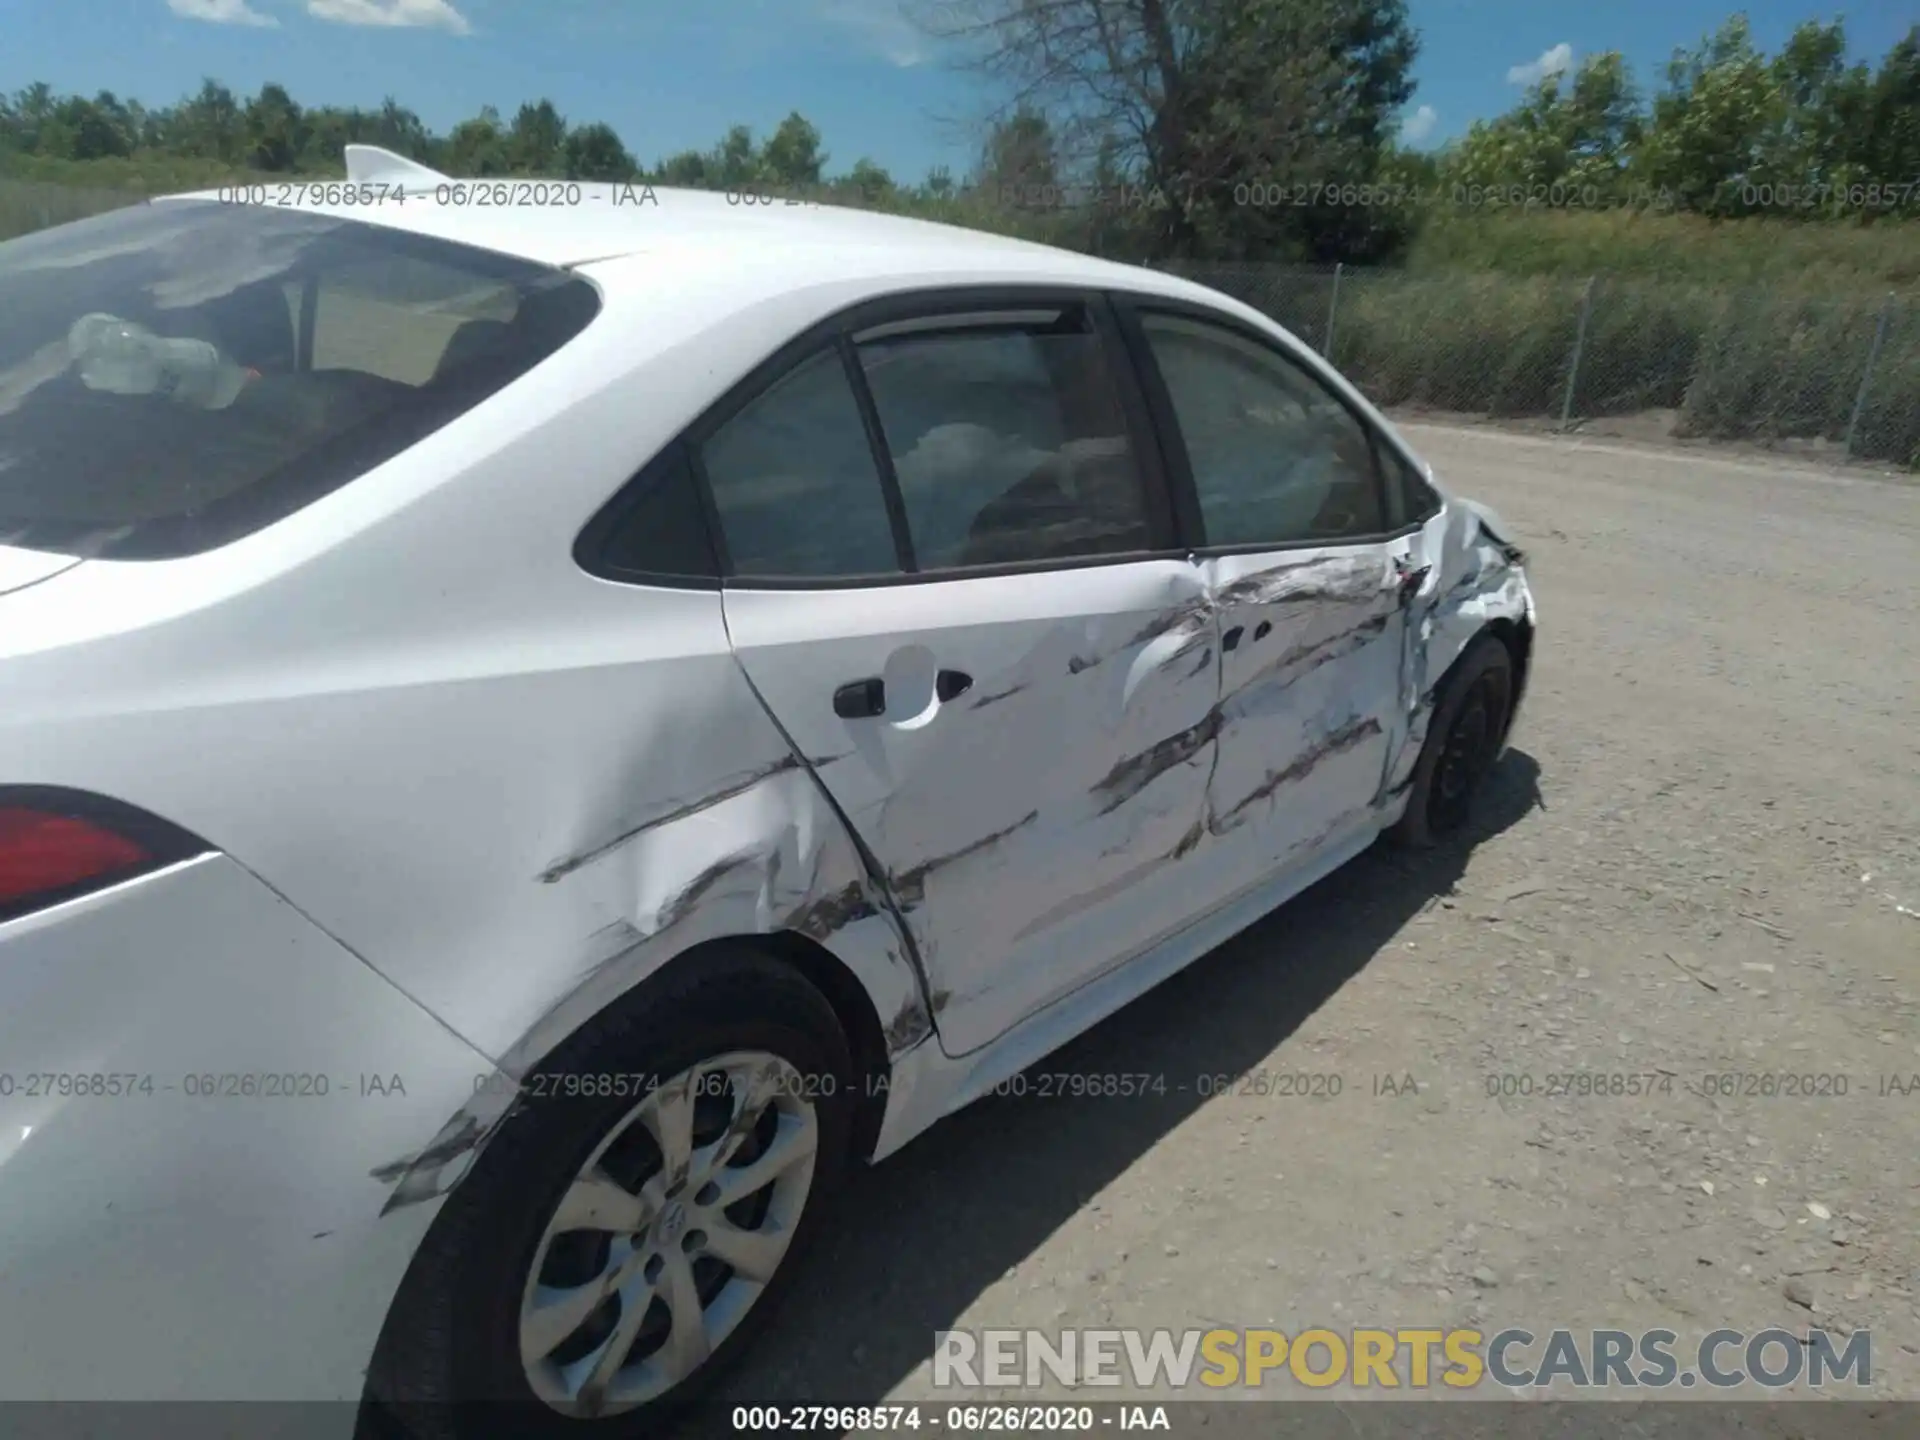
<box><xmin>1161</xmin><ymin>261</ymin><xmax>1919</xmax><ymax>470</ymax></box>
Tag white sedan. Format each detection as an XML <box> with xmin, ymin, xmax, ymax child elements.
<box><xmin>0</xmin><ymin>147</ymin><xmax>1534</xmax><ymax>1437</ymax></box>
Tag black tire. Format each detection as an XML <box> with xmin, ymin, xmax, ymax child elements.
<box><xmin>366</xmin><ymin>946</ymin><xmax>855</xmax><ymax>1440</ymax></box>
<box><xmin>1386</xmin><ymin>632</ymin><xmax>1515</xmax><ymax>849</ymax></box>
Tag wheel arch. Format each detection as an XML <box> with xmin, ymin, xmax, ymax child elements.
<box><xmin>1479</xmin><ymin>614</ymin><xmax>1533</xmax><ymax>743</ymax></box>
<box><xmin>696</xmin><ymin>927</ymin><xmax>895</xmax><ymax>1163</ymax></box>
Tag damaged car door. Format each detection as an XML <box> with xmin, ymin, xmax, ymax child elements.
<box><xmin>1125</xmin><ymin>304</ymin><xmax>1425</xmax><ymax>893</ymax></box>
<box><xmin>709</xmin><ymin>294</ymin><xmax>1226</xmax><ymax>1056</ymax></box>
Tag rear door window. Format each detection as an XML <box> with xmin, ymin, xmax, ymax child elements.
<box><xmin>853</xmin><ymin>310</ymin><xmax>1156</xmax><ymax>570</ymax></box>
<box><xmin>0</xmin><ymin>200</ymin><xmax>599</xmax><ymax>559</ymax></box>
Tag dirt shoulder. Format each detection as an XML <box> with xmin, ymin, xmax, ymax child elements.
<box><xmin>708</xmin><ymin>425</ymin><xmax>1920</xmax><ymax>1419</ymax></box>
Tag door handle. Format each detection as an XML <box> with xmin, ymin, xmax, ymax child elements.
<box><xmin>1221</xmin><ymin>624</ymin><xmax>1246</xmax><ymax>652</ymax></box>
<box><xmin>935</xmin><ymin>669</ymin><xmax>973</xmax><ymax>701</ymax></box>
<box><xmin>1252</xmin><ymin>620</ymin><xmax>1272</xmax><ymax>642</ymax></box>
<box><xmin>832</xmin><ymin>677</ymin><xmax>886</xmax><ymax>719</ymax></box>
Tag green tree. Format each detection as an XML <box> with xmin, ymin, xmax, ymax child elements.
<box><xmin>176</xmin><ymin>79</ymin><xmax>244</xmax><ymax>164</ymax></box>
<box><xmin>925</xmin><ymin>0</ymin><xmax>1423</xmax><ymax>261</ymax></box>
<box><xmin>1177</xmin><ymin>0</ymin><xmax>1423</xmax><ymax>260</ymax></box>
<box><xmin>446</xmin><ymin>105</ymin><xmax>511</xmax><ymax>175</ymax></box>
<box><xmin>843</xmin><ymin>157</ymin><xmax>895</xmax><ymax>204</ymax></box>
<box><xmin>245</xmin><ymin>83</ymin><xmax>306</xmax><ymax>171</ymax></box>
<box><xmin>760</xmin><ymin>112</ymin><xmax>825</xmax><ymax>187</ymax></box>
<box><xmin>42</xmin><ymin>93</ymin><xmax>139</xmax><ymax>160</ymax></box>
<box><xmin>1854</xmin><ymin>26</ymin><xmax>1920</xmax><ymax>210</ymax></box>
<box><xmin>974</xmin><ymin>105</ymin><xmax>1059</xmax><ymax>196</ymax></box>
<box><xmin>713</xmin><ymin>124</ymin><xmax>760</xmax><ymax>186</ymax></box>
<box><xmin>564</xmin><ymin>122</ymin><xmax>636</xmax><ymax>180</ymax></box>
<box><xmin>1446</xmin><ymin>52</ymin><xmax>1642</xmax><ymax>200</ymax></box>
<box><xmin>6</xmin><ymin>83</ymin><xmax>57</xmax><ymax>152</ymax></box>
<box><xmin>1751</xmin><ymin>20</ymin><xmax>1869</xmax><ymax>193</ymax></box>
<box><xmin>375</xmin><ymin>98</ymin><xmax>432</xmax><ymax>158</ymax></box>
<box><xmin>508</xmin><ymin>100</ymin><xmax>568</xmax><ymax>173</ymax></box>
<box><xmin>1635</xmin><ymin>15</ymin><xmax>1775</xmax><ymax>216</ymax></box>
<box><xmin>654</xmin><ymin>148</ymin><xmax>712</xmax><ymax>186</ymax></box>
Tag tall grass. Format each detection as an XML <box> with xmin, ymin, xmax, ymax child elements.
<box><xmin>1408</xmin><ymin>210</ymin><xmax>1920</xmax><ymax>292</ymax></box>
<box><xmin>0</xmin><ymin>177</ymin><xmax>150</xmax><ymax>239</ymax></box>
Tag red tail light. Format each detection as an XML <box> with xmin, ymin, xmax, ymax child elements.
<box><xmin>0</xmin><ymin>790</ymin><xmax>210</xmax><ymax>923</ymax></box>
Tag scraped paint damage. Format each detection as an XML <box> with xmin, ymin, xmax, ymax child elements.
<box><xmin>1381</xmin><ymin>497</ymin><xmax>1535</xmax><ymax>805</ymax></box>
<box><xmin>371</xmin><ymin>492</ymin><xmax>1532</xmax><ymax>1209</ymax></box>
<box><xmin>1213</xmin><ymin>715</ymin><xmax>1384</xmax><ymax>831</ymax></box>
<box><xmin>370</xmin><ymin>744</ymin><xmax>931</xmax><ymax>1212</ymax></box>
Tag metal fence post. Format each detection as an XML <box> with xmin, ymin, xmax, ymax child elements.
<box><xmin>1844</xmin><ymin>293</ymin><xmax>1894</xmax><ymax>458</ymax></box>
<box><xmin>1560</xmin><ymin>275</ymin><xmax>1597</xmax><ymax>431</ymax></box>
<box><xmin>1323</xmin><ymin>262</ymin><xmax>1343</xmax><ymax>358</ymax></box>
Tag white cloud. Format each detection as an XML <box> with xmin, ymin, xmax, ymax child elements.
<box><xmin>168</xmin><ymin>0</ymin><xmax>278</xmax><ymax>26</ymax></box>
<box><xmin>1507</xmin><ymin>42</ymin><xmax>1573</xmax><ymax>86</ymax></box>
<box><xmin>819</xmin><ymin>0</ymin><xmax>926</xmax><ymax>68</ymax></box>
<box><xmin>305</xmin><ymin>0</ymin><xmax>471</xmax><ymax>34</ymax></box>
<box><xmin>1400</xmin><ymin>104</ymin><xmax>1438</xmax><ymax>143</ymax></box>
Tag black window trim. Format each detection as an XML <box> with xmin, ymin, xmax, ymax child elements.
<box><xmin>1107</xmin><ymin>291</ymin><xmax>1433</xmax><ymax>555</ymax></box>
<box><xmin>835</xmin><ymin>330</ymin><xmax>918</xmax><ymax>574</ymax></box>
<box><xmin>1393</xmin><ymin>448</ymin><xmax>1446</xmax><ymax>528</ymax></box>
<box><xmin>572</xmin><ymin>437</ymin><xmax>726</xmax><ymax>590</ymax></box>
<box><xmin>575</xmin><ymin>285</ymin><xmax>1188</xmax><ymax>592</ymax></box>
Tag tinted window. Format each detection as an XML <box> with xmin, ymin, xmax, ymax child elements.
<box><xmin>1142</xmin><ymin>313</ymin><xmax>1384</xmax><ymax>547</ymax></box>
<box><xmin>698</xmin><ymin>348</ymin><xmax>899</xmax><ymax>579</ymax></box>
<box><xmin>0</xmin><ymin>200</ymin><xmax>599</xmax><ymax>559</ymax></box>
<box><xmin>857</xmin><ymin>314</ymin><xmax>1154</xmax><ymax>569</ymax></box>
<box><xmin>591</xmin><ymin>443</ymin><xmax>718</xmax><ymax>580</ymax></box>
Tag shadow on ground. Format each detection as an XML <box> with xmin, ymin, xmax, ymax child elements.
<box><xmin>700</xmin><ymin>749</ymin><xmax>1545</xmax><ymax>1419</ymax></box>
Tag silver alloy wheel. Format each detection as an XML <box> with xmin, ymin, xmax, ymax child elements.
<box><xmin>516</xmin><ymin>1051</ymin><xmax>819</xmax><ymax>1418</ymax></box>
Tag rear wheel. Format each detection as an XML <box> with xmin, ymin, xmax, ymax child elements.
<box><xmin>1387</xmin><ymin>632</ymin><xmax>1514</xmax><ymax>848</ymax></box>
<box><xmin>368</xmin><ymin>948</ymin><xmax>854</xmax><ymax>1440</ymax></box>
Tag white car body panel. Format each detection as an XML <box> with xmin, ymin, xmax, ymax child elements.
<box><xmin>726</xmin><ymin>560</ymin><xmax>1227</xmax><ymax>1057</ymax></box>
<box><xmin>0</xmin><ymin>182</ymin><xmax>1534</xmax><ymax>1420</ymax></box>
<box><xmin>0</xmin><ymin>542</ymin><xmax>80</xmax><ymax>596</ymax></box>
<box><xmin>0</xmin><ymin>855</ymin><xmax>485</xmax><ymax>1400</ymax></box>
<box><xmin>1198</xmin><ymin>545</ymin><xmax>1409</xmax><ymax>887</ymax></box>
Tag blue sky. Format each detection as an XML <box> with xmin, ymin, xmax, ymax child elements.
<box><xmin>4</xmin><ymin>1</ymin><xmax>1913</xmax><ymax>180</ymax></box>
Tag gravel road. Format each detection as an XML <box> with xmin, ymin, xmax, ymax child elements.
<box><xmin>706</xmin><ymin>425</ymin><xmax>1920</xmax><ymax>1425</ymax></box>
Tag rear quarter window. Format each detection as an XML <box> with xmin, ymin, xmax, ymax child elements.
<box><xmin>0</xmin><ymin>200</ymin><xmax>599</xmax><ymax>560</ymax></box>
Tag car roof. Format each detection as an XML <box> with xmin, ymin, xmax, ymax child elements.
<box><xmin>157</xmin><ymin>146</ymin><xmax>1221</xmax><ymax>307</ymax></box>
<box><xmin>163</xmin><ymin>147</ymin><xmax>1200</xmax><ymax>298</ymax></box>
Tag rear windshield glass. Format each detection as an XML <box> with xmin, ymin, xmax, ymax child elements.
<box><xmin>0</xmin><ymin>200</ymin><xmax>600</xmax><ymax>559</ymax></box>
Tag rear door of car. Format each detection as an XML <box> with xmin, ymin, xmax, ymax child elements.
<box><xmin>698</xmin><ymin>289</ymin><xmax>1230</xmax><ymax>1056</ymax></box>
<box><xmin>1114</xmin><ymin>296</ymin><xmax>1434</xmax><ymax>897</ymax></box>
